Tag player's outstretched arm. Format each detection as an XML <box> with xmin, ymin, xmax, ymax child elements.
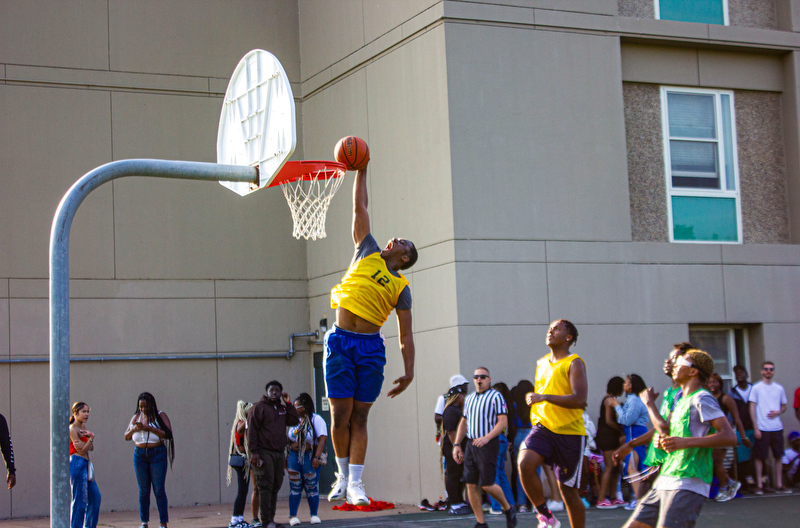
<box><xmin>352</xmin><ymin>167</ymin><xmax>370</xmax><ymax>246</ymax></box>
<box><xmin>388</xmin><ymin>308</ymin><xmax>415</xmax><ymax>398</ymax></box>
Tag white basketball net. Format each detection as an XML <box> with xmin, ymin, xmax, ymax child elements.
<box><xmin>280</xmin><ymin>166</ymin><xmax>346</xmax><ymax>240</ymax></box>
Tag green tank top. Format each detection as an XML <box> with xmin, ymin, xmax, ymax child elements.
<box><xmin>659</xmin><ymin>389</ymin><xmax>713</xmax><ymax>483</ymax></box>
<box><xmin>644</xmin><ymin>385</ymin><xmax>680</xmax><ymax>466</ymax></box>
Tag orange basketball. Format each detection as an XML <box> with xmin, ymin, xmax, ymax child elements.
<box><xmin>334</xmin><ymin>136</ymin><xmax>370</xmax><ymax>171</ymax></box>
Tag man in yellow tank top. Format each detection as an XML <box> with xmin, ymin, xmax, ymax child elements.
<box><xmin>518</xmin><ymin>319</ymin><xmax>588</xmax><ymax>528</ymax></box>
<box><xmin>324</xmin><ymin>160</ymin><xmax>418</xmax><ymax>507</ymax></box>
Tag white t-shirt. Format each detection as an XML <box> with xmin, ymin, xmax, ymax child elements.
<box><xmin>287</xmin><ymin>414</ymin><xmax>328</xmax><ymax>444</ymax></box>
<box><xmin>783</xmin><ymin>447</ymin><xmax>799</xmax><ymax>465</ymax></box>
<box><xmin>434</xmin><ymin>394</ymin><xmax>445</xmax><ymax>415</ymax></box>
<box><xmin>749</xmin><ymin>381</ymin><xmax>787</xmax><ymax>432</ymax></box>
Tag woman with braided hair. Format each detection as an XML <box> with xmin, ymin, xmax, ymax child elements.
<box><xmin>227</xmin><ymin>401</ymin><xmax>253</xmax><ymax>528</ymax></box>
<box><xmin>287</xmin><ymin>393</ymin><xmax>328</xmax><ymax>526</ymax></box>
<box><xmin>124</xmin><ymin>392</ymin><xmax>174</xmax><ymax>528</ymax></box>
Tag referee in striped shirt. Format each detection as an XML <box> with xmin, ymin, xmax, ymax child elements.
<box><xmin>453</xmin><ymin>367</ymin><xmax>517</xmax><ymax>528</ymax></box>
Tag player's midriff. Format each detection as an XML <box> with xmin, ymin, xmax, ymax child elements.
<box><xmin>336</xmin><ymin>307</ymin><xmax>382</xmax><ymax>334</ymax></box>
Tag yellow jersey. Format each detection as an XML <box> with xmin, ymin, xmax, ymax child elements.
<box><xmin>331</xmin><ymin>237</ymin><xmax>409</xmax><ymax>327</ymax></box>
<box><xmin>530</xmin><ymin>353</ymin><xmax>586</xmax><ymax>435</ymax></box>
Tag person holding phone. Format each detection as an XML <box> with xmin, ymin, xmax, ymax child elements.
<box><xmin>70</xmin><ymin>402</ymin><xmax>101</xmax><ymax>528</ymax></box>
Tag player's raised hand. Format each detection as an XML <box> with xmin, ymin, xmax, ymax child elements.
<box><xmin>387</xmin><ymin>374</ymin><xmax>413</xmax><ymax>398</ymax></box>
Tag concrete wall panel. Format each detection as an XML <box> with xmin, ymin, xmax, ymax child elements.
<box><xmin>412</xmin><ymin>263</ymin><xmax>458</xmax><ymax>333</ymax></box>
<box><xmin>0</xmin><ymin>0</ymin><xmax>109</xmax><ymax>70</ymax></box>
<box><xmin>547</xmin><ymin>263</ymin><xmax>727</xmax><ymax>324</ymax></box>
<box><xmin>0</xmin><ymin>85</ymin><xmax>114</xmax><ymax>279</ymax></box>
<box><xmin>363</xmin><ymin>0</ymin><xmax>440</xmax><ymax>43</ymax></box>
<box><xmin>216</xmin><ymin>298</ymin><xmax>310</xmax><ymax>353</ymax></box>
<box><xmin>109</xmin><ymin>0</ymin><xmax>300</xmax><ymax>80</ymax></box>
<box><xmin>0</xmin><ymin>364</ymin><xmax>8</xmax><ymax>519</ymax></box>
<box><xmin>0</xmin><ymin>300</ymin><xmax>8</xmax><ymax>358</ymax></box>
<box><xmin>299</xmin><ymin>0</ymin><xmax>366</xmax><ymax>80</ymax></box>
<box><xmin>724</xmin><ymin>265</ymin><xmax>800</xmax><ymax>322</ymax></box>
<box><xmin>456</xmin><ymin>262</ymin><xmax>549</xmax><ymax>326</ymax></box>
<box><xmin>698</xmin><ymin>50</ymin><xmax>783</xmax><ymax>91</ymax></box>
<box><xmin>447</xmin><ymin>25</ymin><xmax>631</xmax><ymax>241</ymax></box>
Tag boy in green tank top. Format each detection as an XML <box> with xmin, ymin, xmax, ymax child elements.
<box><xmin>623</xmin><ymin>349</ymin><xmax>737</xmax><ymax>528</ymax></box>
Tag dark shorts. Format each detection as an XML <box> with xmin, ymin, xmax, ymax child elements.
<box><xmin>522</xmin><ymin>424</ymin><xmax>585</xmax><ymax>488</ymax></box>
<box><xmin>324</xmin><ymin>326</ymin><xmax>386</xmax><ymax>403</ymax></box>
<box><xmin>463</xmin><ymin>437</ymin><xmax>499</xmax><ymax>487</ymax></box>
<box><xmin>631</xmin><ymin>488</ymin><xmax>705</xmax><ymax>528</ymax></box>
<box><xmin>753</xmin><ymin>429</ymin><xmax>784</xmax><ymax>460</ymax></box>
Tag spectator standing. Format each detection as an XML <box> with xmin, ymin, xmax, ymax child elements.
<box><xmin>510</xmin><ymin>380</ymin><xmax>534</xmax><ymax>512</ymax></box>
<box><xmin>0</xmin><ymin>412</ymin><xmax>15</xmax><ymax>490</ymax></box>
<box><xmin>518</xmin><ymin>319</ymin><xmax>588</xmax><ymax>528</ymax></box>
<box><xmin>441</xmin><ymin>383</ymin><xmax>469</xmax><ymax>515</ymax></box>
<box><xmin>488</xmin><ymin>382</ymin><xmax>516</xmax><ymax>515</ymax></box>
<box><xmin>435</xmin><ymin>374</ymin><xmax>469</xmax><ymax>433</ymax></box>
<box><xmin>248</xmin><ymin>381</ymin><xmax>299</xmax><ymax>528</ymax></box>
<box><xmin>69</xmin><ymin>402</ymin><xmax>101</xmax><ymax>528</ymax></box>
<box><xmin>226</xmin><ymin>401</ymin><xmax>253</xmax><ymax>528</ymax></box>
<box><xmin>123</xmin><ymin>392</ymin><xmax>174</xmax><ymax>528</ymax></box>
<box><xmin>452</xmin><ymin>367</ymin><xmax>517</xmax><ymax>528</ymax></box>
<box><xmin>729</xmin><ymin>365</ymin><xmax>756</xmax><ymax>490</ymax></box>
<box><xmin>287</xmin><ymin>393</ymin><xmax>328</xmax><ymax>526</ymax></box>
<box><xmin>706</xmin><ymin>373</ymin><xmax>748</xmax><ymax>501</ymax></box>
<box><xmin>610</xmin><ymin>374</ymin><xmax>649</xmax><ymax>510</ymax></box>
<box><xmin>794</xmin><ymin>381</ymin><xmax>800</xmax><ymax>425</ymax></box>
<box><xmin>748</xmin><ymin>361</ymin><xmax>791</xmax><ymax>494</ymax></box>
<box><xmin>595</xmin><ymin>376</ymin><xmax>625</xmax><ymax>509</ymax></box>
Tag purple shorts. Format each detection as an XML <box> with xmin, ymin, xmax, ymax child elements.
<box><xmin>522</xmin><ymin>424</ymin><xmax>585</xmax><ymax>488</ymax></box>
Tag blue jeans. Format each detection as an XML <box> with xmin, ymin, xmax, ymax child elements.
<box><xmin>70</xmin><ymin>455</ymin><xmax>101</xmax><ymax>528</ymax></box>
<box><xmin>489</xmin><ymin>434</ymin><xmax>515</xmax><ymax>511</ymax></box>
<box><xmin>512</xmin><ymin>427</ymin><xmax>531</xmax><ymax>506</ymax></box>
<box><xmin>134</xmin><ymin>445</ymin><xmax>169</xmax><ymax>523</ymax></box>
<box><xmin>287</xmin><ymin>449</ymin><xmax>320</xmax><ymax>517</ymax></box>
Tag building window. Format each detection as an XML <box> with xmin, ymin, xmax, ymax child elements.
<box><xmin>689</xmin><ymin>326</ymin><xmax>749</xmax><ymax>383</ymax></box>
<box><xmin>655</xmin><ymin>0</ymin><xmax>728</xmax><ymax>25</ymax></box>
<box><xmin>661</xmin><ymin>87</ymin><xmax>741</xmax><ymax>243</ymax></box>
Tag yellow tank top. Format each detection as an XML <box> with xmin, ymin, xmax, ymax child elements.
<box><xmin>330</xmin><ymin>252</ymin><xmax>409</xmax><ymax>327</ymax></box>
<box><xmin>530</xmin><ymin>353</ymin><xmax>586</xmax><ymax>435</ymax></box>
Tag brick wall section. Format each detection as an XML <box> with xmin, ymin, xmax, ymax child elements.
<box><xmin>735</xmin><ymin>90</ymin><xmax>790</xmax><ymax>243</ymax></box>
<box><xmin>623</xmin><ymin>83</ymin><xmax>669</xmax><ymax>242</ymax></box>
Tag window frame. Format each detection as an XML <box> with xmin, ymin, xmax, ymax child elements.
<box><xmin>654</xmin><ymin>0</ymin><xmax>729</xmax><ymax>25</ymax></box>
<box><xmin>661</xmin><ymin>86</ymin><xmax>742</xmax><ymax>244</ymax></box>
<box><xmin>688</xmin><ymin>325</ymin><xmax>750</xmax><ymax>383</ymax></box>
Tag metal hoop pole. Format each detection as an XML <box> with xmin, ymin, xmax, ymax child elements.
<box><xmin>50</xmin><ymin>159</ymin><xmax>257</xmax><ymax>528</ymax></box>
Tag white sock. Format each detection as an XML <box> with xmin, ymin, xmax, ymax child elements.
<box><xmin>336</xmin><ymin>457</ymin><xmax>350</xmax><ymax>478</ymax></box>
<box><xmin>349</xmin><ymin>463</ymin><xmax>364</xmax><ymax>483</ymax></box>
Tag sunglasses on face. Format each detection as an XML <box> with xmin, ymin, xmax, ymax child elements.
<box><xmin>676</xmin><ymin>356</ymin><xmax>698</xmax><ymax>369</ymax></box>
<box><xmin>473</xmin><ymin>375</ymin><xmax>489</xmax><ymax>380</ymax></box>
<box><xmin>763</xmin><ymin>367</ymin><xmax>774</xmax><ymax>371</ymax></box>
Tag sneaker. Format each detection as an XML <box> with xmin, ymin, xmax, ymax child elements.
<box><xmin>327</xmin><ymin>473</ymin><xmax>347</xmax><ymax>502</ymax></box>
<box><xmin>449</xmin><ymin>503</ymin><xmax>472</xmax><ymax>515</ymax></box>
<box><xmin>475</xmin><ymin>524</ymin><xmax>489</xmax><ymax>528</ymax></box>
<box><xmin>776</xmin><ymin>487</ymin><xmax>793</xmax><ymax>494</ymax></box>
<box><xmin>346</xmin><ymin>479</ymin><xmax>369</xmax><ymax>506</ymax></box>
<box><xmin>418</xmin><ymin>499</ymin><xmax>435</xmax><ymax>511</ymax></box>
<box><xmin>435</xmin><ymin>499</ymin><xmax>448</xmax><ymax>511</ymax></box>
<box><xmin>536</xmin><ymin>513</ymin><xmax>562</xmax><ymax>528</ymax></box>
<box><xmin>580</xmin><ymin>497</ymin><xmax>590</xmax><ymax>508</ymax></box>
<box><xmin>624</xmin><ymin>499</ymin><xmax>637</xmax><ymax>511</ymax></box>
<box><xmin>596</xmin><ymin>498</ymin><xmax>617</xmax><ymax>509</ymax></box>
<box><xmin>310</xmin><ymin>516</ymin><xmax>321</xmax><ymax>525</ymax></box>
<box><xmin>289</xmin><ymin>518</ymin><xmax>301</xmax><ymax>527</ymax></box>
<box><xmin>611</xmin><ymin>497</ymin><xmax>626</xmax><ymax>506</ymax></box>
<box><xmin>504</xmin><ymin>506</ymin><xmax>518</xmax><ymax>528</ymax></box>
<box><xmin>518</xmin><ymin>505</ymin><xmax>529</xmax><ymax>513</ymax></box>
<box><xmin>716</xmin><ymin>480</ymin><xmax>742</xmax><ymax>502</ymax></box>
<box><xmin>482</xmin><ymin>503</ymin><xmax>491</xmax><ymax>512</ymax></box>
<box><xmin>754</xmin><ymin>487</ymin><xmax>764</xmax><ymax>496</ymax></box>
<box><xmin>547</xmin><ymin>500</ymin><xmax>564</xmax><ymax>512</ymax></box>
<box><xmin>489</xmin><ymin>507</ymin><xmax>503</xmax><ymax>515</ymax></box>
<box><xmin>251</xmin><ymin>521</ymin><xmax>263</xmax><ymax>528</ymax></box>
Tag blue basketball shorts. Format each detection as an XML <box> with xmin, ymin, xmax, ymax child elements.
<box><xmin>324</xmin><ymin>326</ymin><xmax>386</xmax><ymax>403</ymax></box>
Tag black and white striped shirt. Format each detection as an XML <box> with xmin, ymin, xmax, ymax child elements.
<box><xmin>463</xmin><ymin>389</ymin><xmax>507</xmax><ymax>439</ymax></box>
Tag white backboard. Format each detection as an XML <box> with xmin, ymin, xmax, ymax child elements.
<box><xmin>218</xmin><ymin>49</ymin><xmax>296</xmax><ymax>196</ymax></box>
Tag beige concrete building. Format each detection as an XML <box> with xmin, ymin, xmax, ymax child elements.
<box><xmin>2</xmin><ymin>0</ymin><xmax>800</xmax><ymax>519</ymax></box>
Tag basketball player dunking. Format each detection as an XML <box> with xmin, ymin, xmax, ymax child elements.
<box><xmin>325</xmin><ymin>161</ymin><xmax>418</xmax><ymax>505</ymax></box>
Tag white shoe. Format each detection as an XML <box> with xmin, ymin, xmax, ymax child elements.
<box><xmin>327</xmin><ymin>473</ymin><xmax>347</xmax><ymax>502</ymax></box>
<box><xmin>289</xmin><ymin>517</ymin><xmax>301</xmax><ymax>526</ymax></box>
<box><xmin>547</xmin><ymin>500</ymin><xmax>565</xmax><ymax>512</ymax></box>
<box><xmin>310</xmin><ymin>516</ymin><xmax>321</xmax><ymax>525</ymax></box>
<box><xmin>346</xmin><ymin>479</ymin><xmax>370</xmax><ymax>506</ymax></box>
